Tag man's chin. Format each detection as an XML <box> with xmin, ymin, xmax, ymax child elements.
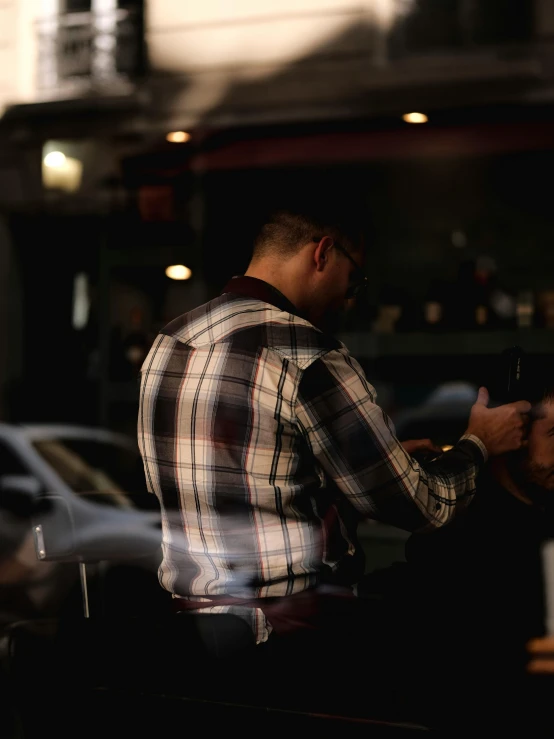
<box><xmin>509</xmin><ymin>456</ymin><xmax>554</xmax><ymax>503</ymax></box>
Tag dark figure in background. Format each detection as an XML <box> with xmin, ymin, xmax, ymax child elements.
<box><xmin>137</xmin><ymin>196</ymin><xmax>530</xmax><ymax>718</ymax></box>
<box><xmin>366</xmin><ymin>366</ymin><xmax>554</xmax><ymax>731</ymax></box>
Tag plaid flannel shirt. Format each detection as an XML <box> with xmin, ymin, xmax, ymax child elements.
<box><xmin>138</xmin><ymin>276</ymin><xmax>487</xmax><ymax>643</ymax></box>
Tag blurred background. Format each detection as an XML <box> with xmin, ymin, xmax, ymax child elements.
<box><xmin>1</xmin><ymin>0</ymin><xmax>554</xmax><ymax>638</ymax></box>
<box><xmin>1</xmin><ymin>4</ymin><xmax>554</xmax><ymax>735</ymax></box>
<box><xmin>1</xmin><ymin>0</ymin><xmax>554</xmax><ymax>437</ymax></box>
<box><xmin>0</xmin><ymin>0</ymin><xmax>551</xmax><ymax>424</ymax></box>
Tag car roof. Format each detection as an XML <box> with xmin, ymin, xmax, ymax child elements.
<box><xmin>11</xmin><ymin>424</ymin><xmax>137</xmax><ymax>450</ymax></box>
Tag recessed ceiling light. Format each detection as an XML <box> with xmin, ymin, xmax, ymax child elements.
<box><xmin>402</xmin><ymin>112</ymin><xmax>428</xmax><ymax>124</ymax></box>
<box><xmin>165</xmin><ymin>264</ymin><xmax>192</xmax><ymax>280</ymax></box>
<box><xmin>166</xmin><ymin>131</ymin><xmax>191</xmax><ymax>143</ymax></box>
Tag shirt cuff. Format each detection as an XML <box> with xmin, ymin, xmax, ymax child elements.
<box><xmin>459</xmin><ymin>433</ymin><xmax>488</xmax><ymax>464</ymax></box>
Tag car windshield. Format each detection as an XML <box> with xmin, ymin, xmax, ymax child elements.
<box><xmin>32</xmin><ymin>437</ymin><xmax>148</xmax><ymax>506</ymax></box>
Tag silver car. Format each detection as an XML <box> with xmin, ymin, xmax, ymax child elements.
<box><xmin>0</xmin><ymin>424</ymin><xmax>162</xmax><ymax>626</ymax></box>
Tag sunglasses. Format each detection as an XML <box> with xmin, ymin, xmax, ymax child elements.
<box><xmin>313</xmin><ymin>237</ymin><xmax>368</xmax><ymax>299</ymax></box>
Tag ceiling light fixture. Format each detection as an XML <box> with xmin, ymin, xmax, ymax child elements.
<box><xmin>402</xmin><ymin>112</ymin><xmax>428</xmax><ymax>124</ymax></box>
<box><xmin>166</xmin><ymin>131</ymin><xmax>191</xmax><ymax>143</ymax></box>
<box><xmin>165</xmin><ymin>264</ymin><xmax>192</xmax><ymax>280</ymax></box>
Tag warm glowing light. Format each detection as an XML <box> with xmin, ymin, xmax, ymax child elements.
<box><xmin>441</xmin><ymin>445</ymin><xmax>454</xmax><ymax>452</ymax></box>
<box><xmin>166</xmin><ymin>131</ymin><xmax>191</xmax><ymax>143</ymax></box>
<box><xmin>44</xmin><ymin>151</ymin><xmax>67</xmax><ymax>168</ymax></box>
<box><xmin>165</xmin><ymin>264</ymin><xmax>192</xmax><ymax>280</ymax></box>
<box><xmin>42</xmin><ymin>151</ymin><xmax>83</xmax><ymax>193</ymax></box>
<box><xmin>402</xmin><ymin>112</ymin><xmax>428</xmax><ymax>124</ymax></box>
<box><xmin>72</xmin><ymin>273</ymin><xmax>90</xmax><ymax>330</ymax></box>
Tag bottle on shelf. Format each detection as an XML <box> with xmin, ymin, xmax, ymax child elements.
<box><xmin>516</xmin><ymin>290</ymin><xmax>535</xmax><ymax>329</ymax></box>
<box><xmin>372</xmin><ymin>284</ymin><xmax>404</xmax><ymax>334</ymax></box>
<box><xmin>123</xmin><ymin>307</ymin><xmax>149</xmax><ymax>378</ymax></box>
<box><xmin>475</xmin><ymin>254</ymin><xmax>517</xmax><ymax>330</ymax></box>
<box><xmin>446</xmin><ymin>255</ymin><xmax>516</xmax><ymax>331</ymax></box>
<box><xmin>537</xmin><ymin>290</ymin><xmax>554</xmax><ymax>330</ymax></box>
<box><xmin>422</xmin><ymin>279</ymin><xmax>447</xmax><ymax>332</ymax></box>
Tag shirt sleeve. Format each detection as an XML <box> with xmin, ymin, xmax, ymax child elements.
<box><xmin>295</xmin><ymin>349</ymin><xmax>486</xmax><ymax>533</ymax></box>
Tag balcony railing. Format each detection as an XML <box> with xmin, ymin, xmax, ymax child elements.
<box><xmin>37</xmin><ymin>8</ymin><xmax>143</xmax><ymax>91</ymax></box>
<box><xmin>389</xmin><ymin>0</ymin><xmax>534</xmax><ymax>59</ymax></box>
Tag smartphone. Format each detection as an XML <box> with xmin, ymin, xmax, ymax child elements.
<box><xmin>500</xmin><ymin>345</ymin><xmax>525</xmax><ymax>404</ymax></box>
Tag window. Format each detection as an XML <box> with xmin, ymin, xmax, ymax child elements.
<box><xmin>65</xmin><ymin>0</ymin><xmax>91</xmax><ymax>12</ymax></box>
<box><xmin>389</xmin><ymin>0</ymin><xmax>534</xmax><ymax>57</ymax></box>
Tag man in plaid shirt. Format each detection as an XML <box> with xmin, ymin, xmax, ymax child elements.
<box><xmin>138</xmin><ymin>202</ymin><xmax>530</xmax><ymax>646</ymax></box>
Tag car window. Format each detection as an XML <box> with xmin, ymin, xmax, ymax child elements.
<box><xmin>0</xmin><ymin>440</ymin><xmax>28</xmax><ymax>476</ymax></box>
<box><xmin>33</xmin><ymin>440</ymin><xmax>130</xmax><ymax>507</ymax></box>
<box><xmin>0</xmin><ymin>440</ymin><xmax>34</xmax><ymax>558</ymax></box>
<box><xmin>32</xmin><ymin>438</ymin><xmax>149</xmax><ymax>507</ymax></box>
<box><xmin>59</xmin><ymin>439</ymin><xmax>147</xmax><ymax>495</ymax></box>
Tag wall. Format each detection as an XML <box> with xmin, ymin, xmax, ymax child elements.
<box><xmin>145</xmin><ymin>0</ymin><xmax>546</xmax><ymax>129</ymax></box>
<box><xmin>0</xmin><ymin>216</ymin><xmax>22</xmax><ymax>421</ymax></box>
<box><xmin>0</xmin><ymin>0</ymin><xmax>552</xmax><ymax>124</ymax></box>
<box><xmin>0</xmin><ymin>0</ymin><xmax>19</xmax><ymax>116</ymax></box>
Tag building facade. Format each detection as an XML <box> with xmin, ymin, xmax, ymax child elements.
<box><xmin>1</xmin><ymin>0</ymin><xmax>554</xmax><ymax>427</ymax></box>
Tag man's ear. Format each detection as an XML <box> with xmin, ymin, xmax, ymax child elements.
<box><xmin>313</xmin><ymin>236</ymin><xmax>334</xmax><ymax>272</ymax></box>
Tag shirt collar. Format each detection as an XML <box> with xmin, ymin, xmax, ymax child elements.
<box><xmin>221</xmin><ymin>276</ymin><xmax>306</xmax><ymax>320</ymax></box>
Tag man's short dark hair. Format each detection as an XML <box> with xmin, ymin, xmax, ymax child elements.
<box><xmin>252</xmin><ymin>196</ymin><xmax>364</xmax><ymax>261</ymax></box>
<box><xmin>528</xmin><ymin>359</ymin><xmax>554</xmax><ymax>415</ymax></box>
<box><xmin>517</xmin><ymin>356</ymin><xmax>554</xmax><ymax>413</ymax></box>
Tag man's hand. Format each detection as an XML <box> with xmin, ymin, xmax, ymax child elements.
<box><xmin>401</xmin><ymin>439</ymin><xmax>443</xmax><ymax>457</ymax></box>
<box><xmin>466</xmin><ymin>387</ymin><xmax>531</xmax><ymax>456</ymax></box>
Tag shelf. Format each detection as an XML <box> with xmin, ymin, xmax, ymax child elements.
<box><xmin>338</xmin><ymin>329</ymin><xmax>554</xmax><ymax>358</ymax></box>
<box><xmin>102</xmin><ymin>330</ymin><xmax>554</xmax><ymax>410</ymax></box>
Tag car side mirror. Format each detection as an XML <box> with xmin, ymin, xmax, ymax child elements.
<box><xmin>32</xmin><ymin>492</ymin><xmax>77</xmax><ymax>561</ymax></box>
